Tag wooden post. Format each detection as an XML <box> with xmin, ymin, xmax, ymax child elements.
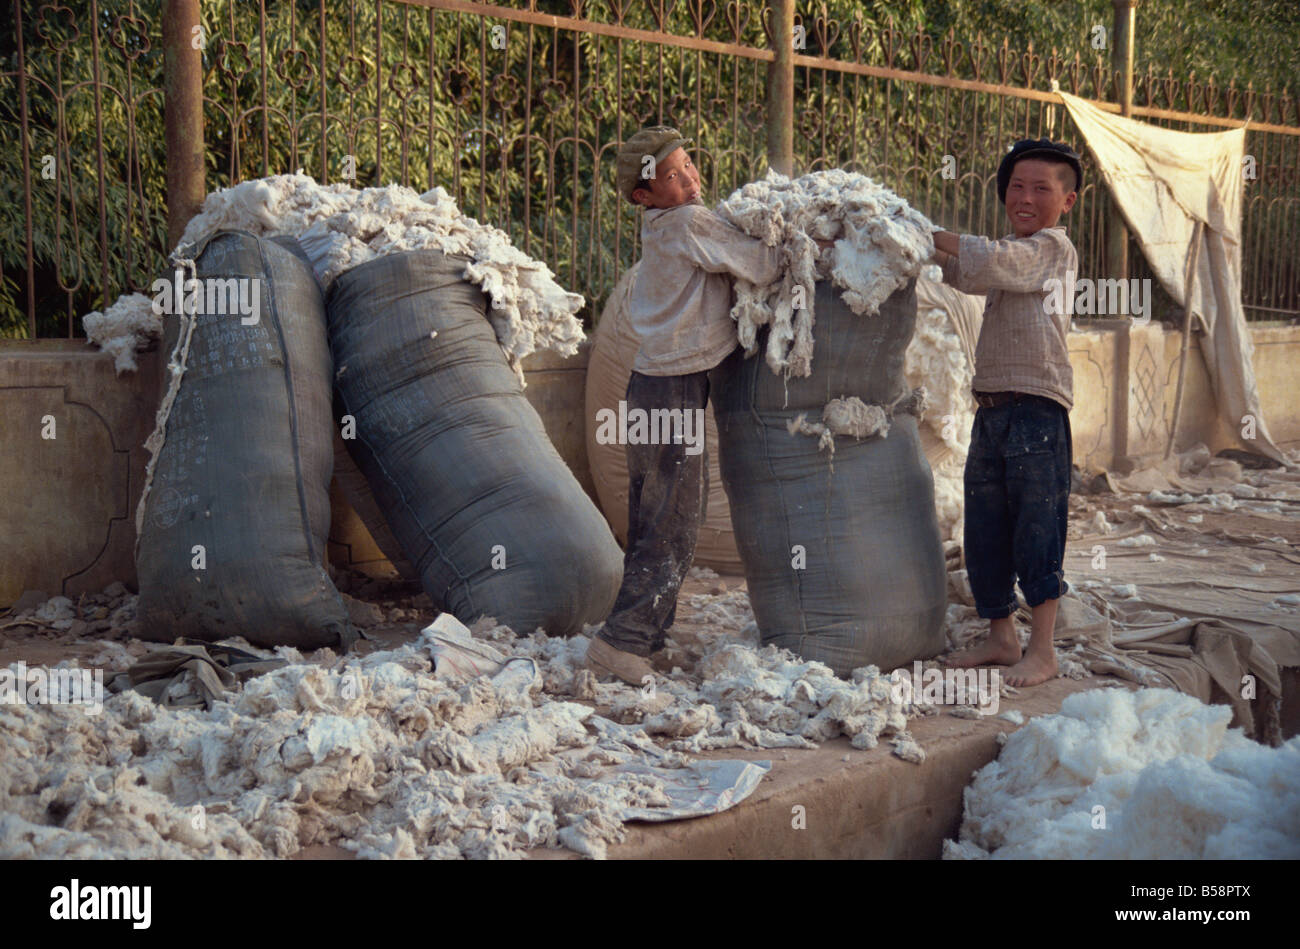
<box><xmin>1165</xmin><ymin>220</ymin><xmax>1206</xmax><ymax>459</ymax></box>
<box><xmin>767</xmin><ymin>0</ymin><xmax>794</xmax><ymax>176</ymax></box>
<box><xmin>164</xmin><ymin>0</ymin><xmax>205</xmax><ymax>252</ymax></box>
<box><xmin>1107</xmin><ymin>0</ymin><xmax>1136</xmax><ymax>286</ymax></box>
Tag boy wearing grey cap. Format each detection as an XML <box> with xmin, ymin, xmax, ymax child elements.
<box><xmin>932</xmin><ymin>138</ymin><xmax>1083</xmax><ymax>687</ymax></box>
<box><xmin>585</xmin><ymin>127</ymin><xmax>784</xmax><ymax>685</ymax></box>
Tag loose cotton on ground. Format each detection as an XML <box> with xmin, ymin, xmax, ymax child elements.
<box><xmin>904</xmin><ymin>265</ymin><xmax>978</xmax><ymax>542</ymax></box>
<box><xmin>945</xmin><ymin>688</ymin><xmax>1300</xmax><ymax>859</ymax></box>
<box><xmin>0</xmin><ymin>590</ymin><xmax>929</xmax><ymax>861</ymax></box>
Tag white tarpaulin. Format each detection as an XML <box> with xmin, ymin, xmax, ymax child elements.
<box><xmin>1058</xmin><ymin>91</ymin><xmax>1287</xmax><ymax>465</ymax></box>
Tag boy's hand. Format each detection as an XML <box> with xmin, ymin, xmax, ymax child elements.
<box><xmin>932</xmin><ymin>230</ymin><xmax>960</xmax><ymax>258</ymax></box>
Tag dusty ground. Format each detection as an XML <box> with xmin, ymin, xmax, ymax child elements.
<box><xmin>3</xmin><ymin>460</ymin><xmax>1297</xmax><ymax>859</ymax></box>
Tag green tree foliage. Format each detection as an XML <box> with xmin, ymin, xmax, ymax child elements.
<box><xmin>2</xmin><ymin>0</ymin><xmax>1295</xmax><ymax>337</ymax></box>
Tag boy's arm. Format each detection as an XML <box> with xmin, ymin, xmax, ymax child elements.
<box><xmin>932</xmin><ymin>230</ymin><xmax>961</xmax><ymax>286</ymax></box>
<box><xmin>680</xmin><ymin>207</ymin><xmax>784</xmax><ymax>285</ymax></box>
<box><xmin>932</xmin><ymin>229</ymin><xmax>1070</xmax><ymax>295</ymax></box>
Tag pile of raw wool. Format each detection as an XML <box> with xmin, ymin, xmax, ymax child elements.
<box><xmin>715</xmin><ymin>169</ymin><xmax>935</xmax><ymax>377</ymax></box>
<box><xmin>0</xmin><ymin>645</ymin><xmax>622</xmax><ymax>860</ymax></box>
<box><xmin>83</xmin><ymin>174</ymin><xmax>585</xmax><ymax>380</ymax></box>
<box><xmin>0</xmin><ymin>589</ymin><xmax>928</xmax><ymax>861</ymax></box>
<box><xmin>500</xmin><ymin>591</ymin><xmax>924</xmax><ymax>758</ymax></box>
<box><xmin>944</xmin><ymin>688</ymin><xmax>1300</xmax><ymax>859</ymax></box>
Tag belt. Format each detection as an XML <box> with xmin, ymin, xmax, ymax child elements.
<box><xmin>973</xmin><ymin>390</ymin><xmax>1031</xmax><ymax>408</ymax></box>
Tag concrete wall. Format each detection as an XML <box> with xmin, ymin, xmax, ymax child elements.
<box><xmin>0</xmin><ymin>341</ymin><xmax>159</xmax><ymax>606</ymax></box>
<box><xmin>1067</xmin><ymin>319</ymin><xmax>1300</xmax><ymax>474</ymax></box>
<box><xmin>0</xmin><ymin>338</ymin><xmax>598</xmax><ymax>601</ymax></box>
<box><xmin>2</xmin><ymin>324</ymin><xmax>1297</xmax><ymax>604</ymax></box>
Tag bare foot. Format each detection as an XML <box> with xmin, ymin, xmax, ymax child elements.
<box><xmin>945</xmin><ymin>638</ymin><xmax>1021</xmax><ymax>668</ymax></box>
<box><xmin>1003</xmin><ymin>646</ymin><xmax>1058</xmax><ymax>687</ymax></box>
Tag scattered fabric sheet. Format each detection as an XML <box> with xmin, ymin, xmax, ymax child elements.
<box><xmin>1059</xmin><ymin>491</ymin><xmax>1300</xmax><ymax>741</ymax></box>
<box><xmin>83</xmin><ymin>174</ymin><xmax>585</xmax><ymax>381</ymax></box>
<box><xmin>113</xmin><ymin>641</ymin><xmax>287</xmax><ymax>710</ymax></box>
<box><xmin>939</xmin><ymin>456</ymin><xmax>1300</xmax><ymax>741</ymax></box>
<box><xmin>938</xmin><ymin>457</ymin><xmax>1300</xmax><ymax>741</ymax></box>
<box><xmin>715</xmin><ymin>169</ymin><xmax>935</xmax><ymax>377</ymax></box>
<box><xmin>613</xmin><ymin>759</ymin><xmax>771</xmax><ymax>823</ymax></box>
<box><xmin>945</xmin><ymin>687</ymin><xmax>1300</xmax><ymax>859</ymax></box>
<box><xmin>1106</xmin><ymin>446</ymin><xmax>1300</xmax><ymax>498</ymax></box>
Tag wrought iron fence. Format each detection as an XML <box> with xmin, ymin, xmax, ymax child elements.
<box><xmin>3</xmin><ymin>0</ymin><xmax>1298</xmax><ymax>339</ymax></box>
<box><xmin>2</xmin><ymin>0</ymin><xmax>169</xmax><ymax>338</ymax></box>
<box><xmin>788</xmin><ymin>19</ymin><xmax>1300</xmax><ymax>322</ymax></box>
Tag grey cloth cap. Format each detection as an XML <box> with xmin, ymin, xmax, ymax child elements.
<box><xmin>616</xmin><ymin>126</ymin><xmax>692</xmax><ymax>203</ymax></box>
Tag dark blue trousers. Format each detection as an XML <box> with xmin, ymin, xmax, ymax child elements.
<box><xmin>963</xmin><ymin>394</ymin><xmax>1072</xmax><ymax>619</ymax></box>
<box><xmin>599</xmin><ymin>370</ymin><xmax>710</xmax><ymax>657</ymax></box>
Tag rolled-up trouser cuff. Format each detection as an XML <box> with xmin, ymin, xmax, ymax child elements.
<box><xmin>1021</xmin><ymin>572</ymin><xmax>1069</xmax><ymax>608</ymax></box>
<box><xmin>975</xmin><ymin>598</ymin><xmax>1018</xmax><ymax>620</ymax></box>
<box><xmin>597</xmin><ymin>628</ymin><xmax>660</xmax><ymax>658</ymax></box>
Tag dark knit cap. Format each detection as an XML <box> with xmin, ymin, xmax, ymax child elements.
<box><xmin>997</xmin><ymin>138</ymin><xmax>1083</xmax><ymax>203</ymax></box>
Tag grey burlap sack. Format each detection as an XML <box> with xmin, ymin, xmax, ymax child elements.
<box><xmin>136</xmin><ymin>231</ymin><xmax>355</xmax><ymax>649</ymax></box>
<box><xmin>327</xmin><ymin>249</ymin><xmax>623</xmax><ymax>636</ymax></box>
<box><xmin>711</xmin><ymin>277</ymin><xmax>947</xmax><ymax>676</ymax></box>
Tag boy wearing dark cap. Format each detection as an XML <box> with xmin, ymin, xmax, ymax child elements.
<box><xmin>584</xmin><ymin>126</ymin><xmax>784</xmax><ymax>685</ymax></box>
<box><xmin>932</xmin><ymin>138</ymin><xmax>1083</xmax><ymax>687</ymax></box>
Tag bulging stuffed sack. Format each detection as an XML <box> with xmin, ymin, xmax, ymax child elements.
<box><xmin>328</xmin><ymin>248</ymin><xmax>624</xmax><ymax>636</ymax></box>
<box><xmin>136</xmin><ymin>231</ymin><xmax>355</xmax><ymax>649</ymax></box>
<box><xmin>711</xmin><ymin>278</ymin><xmax>947</xmax><ymax>676</ymax></box>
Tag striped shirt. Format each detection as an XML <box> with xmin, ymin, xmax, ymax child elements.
<box><xmin>941</xmin><ymin>225</ymin><xmax>1078</xmax><ymax>410</ymax></box>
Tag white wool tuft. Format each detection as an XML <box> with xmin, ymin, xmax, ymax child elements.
<box><xmin>81</xmin><ymin>293</ymin><xmax>160</xmax><ymax>374</ymax></box>
<box><xmin>715</xmin><ymin>169</ymin><xmax>935</xmax><ymax>377</ymax></box>
<box><xmin>944</xmin><ymin>687</ymin><xmax>1300</xmax><ymax>859</ymax></box>
<box><xmin>786</xmin><ymin>396</ymin><xmax>891</xmax><ymax>455</ymax></box>
<box><xmin>904</xmin><ymin>266</ymin><xmax>975</xmax><ymax>541</ymax></box>
<box><xmin>179</xmin><ymin>174</ymin><xmax>585</xmax><ymax>378</ymax></box>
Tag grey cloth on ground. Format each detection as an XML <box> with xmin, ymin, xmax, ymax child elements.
<box><xmin>711</xmin><ymin>277</ymin><xmax>948</xmax><ymax>676</ymax></box>
<box><xmin>327</xmin><ymin>248</ymin><xmax>624</xmax><ymax>636</ymax></box>
<box><xmin>111</xmin><ymin>641</ymin><xmax>289</xmax><ymax>709</ymax></box>
<box><xmin>136</xmin><ymin>231</ymin><xmax>356</xmax><ymax>650</ymax></box>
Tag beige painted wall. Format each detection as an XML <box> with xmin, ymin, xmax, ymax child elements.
<box><xmin>0</xmin><ymin>341</ymin><xmax>159</xmax><ymax>606</ymax></box>
<box><xmin>1067</xmin><ymin>320</ymin><xmax>1299</xmax><ymax>474</ymax></box>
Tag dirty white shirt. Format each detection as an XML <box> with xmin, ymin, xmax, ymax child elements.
<box><xmin>628</xmin><ymin>203</ymin><xmax>784</xmax><ymax>375</ymax></box>
<box><xmin>941</xmin><ymin>225</ymin><xmax>1078</xmax><ymax>410</ymax></box>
